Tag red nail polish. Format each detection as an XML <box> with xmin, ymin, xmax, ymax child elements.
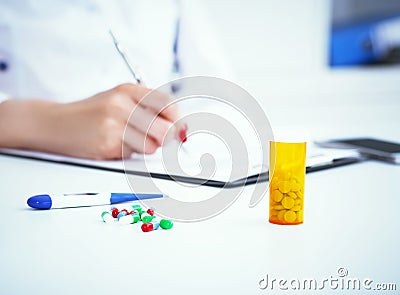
<box><xmin>179</xmin><ymin>125</ymin><xmax>188</xmax><ymax>143</ymax></box>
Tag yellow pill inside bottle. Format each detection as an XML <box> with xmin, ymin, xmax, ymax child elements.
<box><xmin>291</xmin><ymin>205</ymin><xmax>301</xmax><ymax>212</ymax></box>
<box><xmin>284</xmin><ymin>210</ymin><xmax>297</xmax><ymax>223</ymax></box>
<box><xmin>278</xmin><ymin>181</ymin><xmax>291</xmax><ymax>193</ymax></box>
<box><xmin>281</xmin><ymin>196</ymin><xmax>295</xmax><ymax>209</ymax></box>
<box><xmin>273</xmin><ymin>205</ymin><xmax>285</xmax><ymax>210</ymax></box>
<box><xmin>277</xmin><ymin>210</ymin><xmax>287</xmax><ymax>222</ymax></box>
<box><xmin>272</xmin><ymin>190</ymin><xmax>283</xmax><ymax>202</ymax></box>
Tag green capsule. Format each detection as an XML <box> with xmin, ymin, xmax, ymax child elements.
<box><xmin>142</xmin><ymin>216</ymin><xmax>155</xmax><ymax>223</ymax></box>
<box><xmin>131</xmin><ymin>204</ymin><xmax>143</xmax><ymax>214</ymax></box>
<box><xmin>140</xmin><ymin>212</ymin><xmax>150</xmax><ymax>219</ymax></box>
<box><xmin>160</xmin><ymin>219</ymin><xmax>173</xmax><ymax>230</ymax></box>
<box><xmin>132</xmin><ymin>214</ymin><xmax>140</xmax><ymax>223</ymax></box>
<box><xmin>101</xmin><ymin>211</ymin><xmax>114</xmax><ymax>223</ymax></box>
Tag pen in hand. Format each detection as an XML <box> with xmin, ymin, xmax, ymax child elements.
<box><xmin>109</xmin><ymin>30</ymin><xmax>187</xmax><ymax>145</ymax></box>
<box><xmin>109</xmin><ymin>30</ymin><xmax>144</xmax><ymax>85</ymax></box>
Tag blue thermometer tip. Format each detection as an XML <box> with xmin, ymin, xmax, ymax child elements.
<box><xmin>27</xmin><ymin>194</ymin><xmax>52</xmax><ymax>209</ymax></box>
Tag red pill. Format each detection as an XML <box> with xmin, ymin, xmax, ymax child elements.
<box><xmin>147</xmin><ymin>209</ymin><xmax>155</xmax><ymax>216</ymax></box>
<box><xmin>111</xmin><ymin>208</ymin><xmax>119</xmax><ymax>218</ymax></box>
<box><xmin>120</xmin><ymin>209</ymin><xmax>128</xmax><ymax>214</ymax></box>
<box><xmin>141</xmin><ymin>223</ymin><xmax>154</xmax><ymax>232</ymax></box>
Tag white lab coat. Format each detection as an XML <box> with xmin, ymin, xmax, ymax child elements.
<box><xmin>0</xmin><ymin>0</ymin><xmax>231</xmax><ymax>102</ymax></box>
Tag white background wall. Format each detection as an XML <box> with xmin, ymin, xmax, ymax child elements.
<box><xmin>201</xmin><ymin>0</ymin><xmax>400</xmax><ymax>108</ymax></box>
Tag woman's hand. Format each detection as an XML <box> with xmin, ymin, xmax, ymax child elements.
<box><xmin>0</xmin><ymin>83</ymin><xmax>185</xmax><ymax>160</ymax></box>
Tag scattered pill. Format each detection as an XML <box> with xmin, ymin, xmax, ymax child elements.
<box><xmin>141</xmin><ymin>223</ymin><xmax>154</xmax><ymax>232</ymax></box>
<box><xmin>140</xmin><ymin>212</ymin><xmax>150</xmax><ymax>220</ymax></box>
<box><xmin>111</xmin><ymin>208</ymin><xmax>119</xmax><ymax>218</ymax></box>
<box><xmin>101</xmin><ymin>211</ymin><xmax>114</xmax><ymax>224</ymax></box>
<box><xmin>160</xmin><ymin>219</ymin><xmax>173</xmax><ymax>230</ymax></box>
<box><xmin>132</xmin><ymin>214</ymin><xmax>140</xmax><ymax>223</ymax></box>
<box><xmin>119</xmin><ymin>214</ymin><xmax>136</xmax><ymax>225</ymax></box>
<box><xmin>142</xmin><ymin>215</ymin><xmax>155</xmax><ymax>223</ymax></box>
<box><xmin>117</xmin><ymin>211</ymin><xmax>127</xmax><ymax>220</ymax></box>
<box><xmin>131</xmin><ymin>205</ymin><xmax>143</xmax><ymax>214</ymax></box>
<box><xmin>152</xmin><ymin>221</ymin><xmax>160</xmax><ymax>230</ymax></box>
<box><xmin>144</xmin><ymin>220</ymin><xmax>160</xmax><ymax>232</ymax></box>
<box><xmin>100</xmin><ymin>206</ymin><xmax>172</xmax><ymax>232</ymax></box>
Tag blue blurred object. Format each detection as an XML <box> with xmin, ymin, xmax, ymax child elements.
<box><xmin>330</xmin><ymin>15</ymin><xmax>400</xmax><ymax>66</ymax></box>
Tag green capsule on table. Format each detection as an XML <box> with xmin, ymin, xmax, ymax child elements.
<box><xmin>101</xmin><ymin>211</ymin><xmax>114</xmax><ymax>224</ymax></box>
<box><xmin>131</xmin><ymin>204</ymin><xmax>143</xmax><ymax>213</ymax></box>
<box><xmin>141</xmin><ymin>215</ymin><xmax>155</xmax><ymax>223</ymax></box>
<box><xmin>160</xmin><ymin>219</ymin><xmax>173</xmax><ymax>230</ymax></box>
<box><xmin>132</xmin><ymin>214</ymin><xmax>140</xmax><ymax>223</ymax></box>
<box><xmin>140</xmin><ymin>212</ymin><xmax>151</xmax><ymax>220</ymax></box>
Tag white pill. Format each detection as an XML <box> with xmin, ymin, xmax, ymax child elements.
<box><xmin>119</xmin><ymin>215</ymin><xmax>134</xmax><ymax>225</ymax></box>
<box><xmin>102</xmin><ymin>212</ymin><xmax>114</xmax><ymax>224</ymax></box>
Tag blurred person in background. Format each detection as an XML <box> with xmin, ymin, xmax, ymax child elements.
<box><xmin>0</xmin><ymin>0</ymin><xmax>229</xmax><ymax>159</ymax></box>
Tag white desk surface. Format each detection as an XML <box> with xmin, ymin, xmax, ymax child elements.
<box><xmin>1</xmin><ymin>104</ymin><xmax>399</xmax><ymax>295</ymax></box>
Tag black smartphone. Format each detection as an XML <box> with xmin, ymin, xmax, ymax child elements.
<box><xmin>315</xmin><ymin>137</ymin><xmax>400</xmax><ymax>164</ymax></box>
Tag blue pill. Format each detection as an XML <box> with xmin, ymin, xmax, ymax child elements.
<box><xmin>152</xmin><ymin>221</ymin><xmax>160</xmax><ymax>230</ymax></box>
<box><xmin>117</xmin><ymin>211</ymin><xmax>127</xmax><ymax>219</ymax></box>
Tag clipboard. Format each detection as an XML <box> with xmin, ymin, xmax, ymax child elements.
<box><xmin>0</xmin><ymin>147</ymin><xmax>362</xmax><ymax>188</ymax></box>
